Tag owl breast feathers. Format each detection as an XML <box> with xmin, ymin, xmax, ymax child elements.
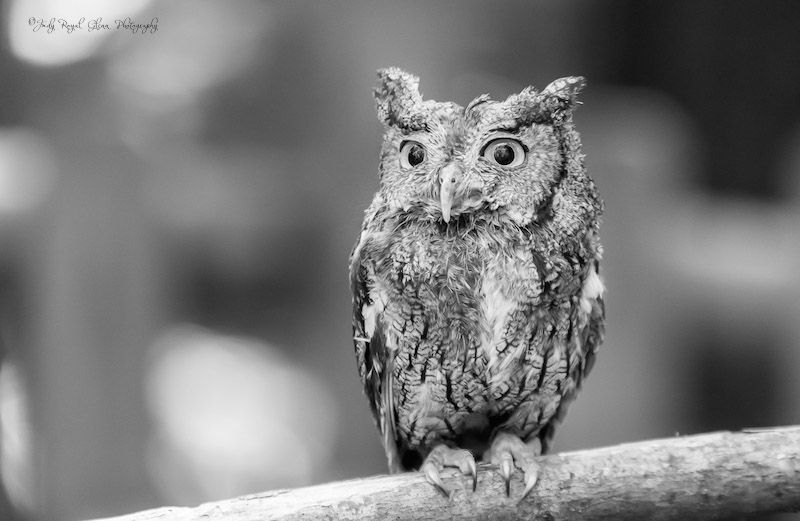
<box><xmin>350</xmin><ymin>68</ymin><xmax>605</xmax><ymax>475</ymax></box>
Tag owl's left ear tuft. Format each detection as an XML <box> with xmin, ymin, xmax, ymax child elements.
<box><xmin>541</xmin><ymin>76</ymin><xmax>586</xmax><ymax>110</ymax></box>
<box><xmin>375</xmin><ymin>68</ymin><xmax>427</xmax><ymax>130</ymax></box>
<box><xmin>505</xmin><ymin>76</ymin><xmax>587</xmax><ymax>125</ymax></box>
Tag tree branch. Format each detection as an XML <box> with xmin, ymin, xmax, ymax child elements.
<box><xmin>91</xmin><ymin>427</ymin><xmax>800</xmax><ymax>521</ymax></box>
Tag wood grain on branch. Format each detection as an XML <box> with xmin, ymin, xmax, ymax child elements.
<box><xmin>92</xmin><ymin>427</ymin><xmax>800</xmax><ymax>521</ymax></box>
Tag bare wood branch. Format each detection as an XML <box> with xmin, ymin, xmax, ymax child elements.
<box><xmin>91</xmin><ymin>427</ymin><xmax>800</xmax><ymax>521</ymax></box>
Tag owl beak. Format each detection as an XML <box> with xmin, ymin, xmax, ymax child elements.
<box><xmin>438</xmin><ymin>163</ymin><xmax>461</xmax><ymax>222</ymax></box>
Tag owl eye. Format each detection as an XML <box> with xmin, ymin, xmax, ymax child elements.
<box><xmin>399</xmin><ymin>140</ymin><xmax>426</xmax><ymax>169</ymax></box>
<box><xmin>481</xmin><ymin>138</ymin><xmax>526</xmax><ymax>168</ymax></box>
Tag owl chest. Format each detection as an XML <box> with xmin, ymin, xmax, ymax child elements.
<box><xmin>377</xmin><ymin>229</ymin><xmax>541</xmax><ymax>348</ymax></box>
<box><xmin>374</xmin><ymin>231</ymin><xmax>548</xmax><ymax>430</ymax></box>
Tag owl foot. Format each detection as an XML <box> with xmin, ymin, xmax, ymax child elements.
<box><xmin>420</xmin><ymin>444</ymin><xmax>477</xmax><ymax>498</ymax></box>
<box><xmin>487</xmin><ymin>432</ymin><xmax>541</xmax><ymax>500</ymax></box>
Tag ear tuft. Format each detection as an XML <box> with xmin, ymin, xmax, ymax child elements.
<box><xmin>375</xmin><ymin>68</ymin><xmax>426</xmax><ymax>129</ymax></box>
<box><xmin>541</xmin><ymin>76</ymin><xmax>586</xmax><ymax>108</ymax></box>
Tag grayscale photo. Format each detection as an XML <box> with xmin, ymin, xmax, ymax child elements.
<box><xmin>0</xmin><ymin>1</ymin><xmax>799</xmax><ymax>520</ymax></box>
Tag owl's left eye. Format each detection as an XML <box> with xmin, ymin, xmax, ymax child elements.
<box><xmin>399</xmin><ymin>140</ymin><xmax>426</xmax><ymax>169</ymax></box>
<box><xmin>481</xmin><ymin>138</ymin><xmax>526</xmax><ymax>168</ymax></box>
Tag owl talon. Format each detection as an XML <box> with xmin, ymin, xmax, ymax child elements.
<box><xmin>421</xmin><ymin>444</ymin><xmax>477</xmax><ymax>497</ymax></box>
<box><xmin>520</xmin><ymin>464</ymin><xmax>539</xmax><ymax>502</ymax></box>
<box><xmin>489</xmin><ymin>432</ymin><xmax>542</xmax><ymax>499</ymax></box>
<box><xmin>461</xmin><ymin>456</ymin><xmax>478</xmax><ymax>492</ymax></box>
<box><xmin>499</xmin><ymin>454</ymin><xmax>513</xmax><ymax>496</ymax></box>
<box><xmin>422</xmin><ymin>462</ymin><xmax>451</xmax><ymax>498</ymax></box>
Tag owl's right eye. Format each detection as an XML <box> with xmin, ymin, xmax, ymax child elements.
<box><xmin>399</xmin><ymin>141</ymin><xmax>426</xmax><ymax>169</ymax></box>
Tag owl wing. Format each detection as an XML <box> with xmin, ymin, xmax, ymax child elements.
<box><xmin>349</xmin><ymin>233</ymin><xmax>403</xmax><ymax>472</ymax></box>
<box><xmin>535</xmin><ymin>258</ymin><xmax>605</xmax><ymax>454</ymax></box>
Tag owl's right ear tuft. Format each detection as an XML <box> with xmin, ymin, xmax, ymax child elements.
<box><xmin>375</xmin><ymin>68</ymin><xmax>427</xmax><ymax>130</ymax></box>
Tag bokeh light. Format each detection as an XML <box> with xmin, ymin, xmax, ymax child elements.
<box><xmin>0</xmin><ymin>128</ymin><xmax>57</xmax><ymax>216</ymax></box>
<box><xmin>0</xmin><ymin>359</ymin><xmax>34</xmax><ymax>515</ymax></box>
<box><xmin>144</xmin><ymin>325</ymin><xmax>338</xmax><ymax>504</ymax></box>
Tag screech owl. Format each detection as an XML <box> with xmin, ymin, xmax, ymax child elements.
<box><xmin>349</xmin><ymin>68</ymin><xmax>605</xmax><ymax>499</ymax></box>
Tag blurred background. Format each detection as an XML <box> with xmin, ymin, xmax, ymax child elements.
<box><xmin>1</xmin><ymin>0</ymin><xmax>799</xmax><ymax>519</ymax></box>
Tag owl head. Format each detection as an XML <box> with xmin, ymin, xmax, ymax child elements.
<box><xmin>374</xmin><ymin>67</ymin><xmax>601</xmax><ymax>235</ymax></box>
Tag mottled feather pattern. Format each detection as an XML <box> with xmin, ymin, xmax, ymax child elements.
<box><xmin>351</xmin><ymin>68</ymin><xmax>604</xmax><ymax>473</ymax></box>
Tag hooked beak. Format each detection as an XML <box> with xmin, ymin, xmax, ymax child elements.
<box><xmin>438</xmin><ymin>163</ymin><xmax>462</xmax><ymax>222</ymax></box>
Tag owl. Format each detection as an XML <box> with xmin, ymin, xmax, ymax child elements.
<box><xmin>349</xmin><ymin>68</ymin><xmax>604</xmax><ymax>499</ymax></box>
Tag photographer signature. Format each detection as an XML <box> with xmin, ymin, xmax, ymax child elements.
<box><xmin>28</xmin><ymin>17</ymin><xmax>159</xmax><ymax>35</ymax></box>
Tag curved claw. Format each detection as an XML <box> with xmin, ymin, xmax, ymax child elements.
<box><xmin>471</xmin><ymin>462</ymin><xmax>478</xmax><ymax>492</ymax></box>
<box><xmin>422</xmin><ymin>461</ymin><xmax>451</xmax><ymax>499</ymax></box>
<box><xmin>457</xmin><ymin>456</ymin><xmax>478</xmax><ymax>491</ymax></box>
<box><xmin>489</xmin><ymin>432</ymin><xmax>542</xmax><ymax>499</ymax></box>
<box><xmin>519</xmin><ymin>464</ymin><xmax>539</xmax><ymax>502</ymax></box>
<box><xmin>499</xmin><ymin>454</ymin><xmax>514</xmax><ymax>496</ymax></box>
<box><xmin>420</xmin><ymin>445</ymin><xmax>477</xmax><ymax>497</ymax></box>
